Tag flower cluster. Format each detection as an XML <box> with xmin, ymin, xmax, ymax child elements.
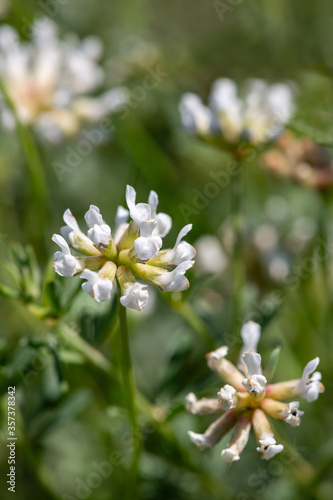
<box><xmin>52</xmin><ymin>185</ymin><xmax>195</xmax><ymax>311</ymax></box>
<box><xmin>186</xmin><ymin>321</ymin><xmax>324</xmax><ymax>465</ymax></box>
<box><xmin>179</xmin><ymin>78</ymin><xmax>294</xmax><ymax>146</ymax></box>
<box><xmin>262</xmin><ymin>131</ymin><xmax>333</xmax><ymax>189</ymax></box>
<box><xmin>0</xmin><ymin>18</ymin><xmax>128</xmax><ymax>142</ymax></box>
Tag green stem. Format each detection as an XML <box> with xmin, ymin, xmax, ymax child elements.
<box><xmin>230</xmin><ymin>163</ymin><xmax>245</xmax><ymax>336</ymax></box>
<box><xmin>116</xmin><ymin>283</ymin><xmax>142</xmax><ymax>496</ymax></box>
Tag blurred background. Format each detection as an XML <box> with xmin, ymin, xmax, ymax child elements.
<box><xmin>0</xmin><ymin>1</ymin><xmax>333</xmax><ymax>499</ymax></box>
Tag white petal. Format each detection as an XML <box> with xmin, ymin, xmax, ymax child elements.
<box><xmin>135</xmin><ymin>234</ymin><xmax>162</xmax><ymax>261</ymax></box>
<box><xmin>266</xmin><ymin>83</ymin><xmax>294</xmax><ymax>123</ymax></box>
<box><xmin>284</xmin><ymin>402</ymin><xmax>304</xmax><ymax>427</ymax></box>
<box><xmin>164</xmin><ymin>224</ymin><xmax>195</xmax><ymax>265</ymax></box>
<box><xmin>242</xmin><ymin>351</ymin><xmax>263</xmax><ymax>376</ymax></box>
<box><xmin>154</xmin><ymin>213</ymin><xmax>172</xmax><ymax>238</ymax></box>
<box><xmin>93</xmin><ymin>280</ymin><xmax>113</xmax><ymax>302</ymax></box>
<box><xmin>80</xmin><ymin>269</ymin><xmax>112</xmax><ymax>302</ymax></box>
<box><xmin>297</xmin><ymin>357</ymin><xmax>323</xmax><ymax>402</ymax></box>
<box><xmin>140</xmin><ymin>220</ymin><xmax>157</xmax><ymax>238</ymax></box>
<box><xmin>240</xmin><ymin>321</ymin><xmax>261</xmax><ymax>352</ymax></box>
<box><xmin>84</xmin><ymin>204</ymin><xmax>104</xmax><ymax>228</ymax></box>
<box><xmin>162</xmin><ymin>274</ymin><xmax>189</xmax><ymax>292</ymax></box>
<box><xmin>242</xmin><ymin>352</ymin><xmax>267</xmax><ymax>394</ymax></box>
<box><xmin>217</xmin><ymin>385</ymin><xmax>237</xmax><ymax>410</ymax></box>
<box><xmin>120</xmin><ymin>282</ymin><xmax>149</xmax><ymax>311</ymax></box>
<box><xmin>54</xmin><ymin>252</ymin><xmax>80</xmax><ymax>277</ymax></box>
<box><xmin>257</xmin><ymin>437</ymin><xmax>284</xmax><ymax>460</ymax></box>
<box><xmin>126</xmin><ymin>185</ymin><xmax>151</xmax><ymax>224</ymax></box>
<box><xmin>148</xmin><ymin>190</ymin><xmax>159</xmax><ymax>217</ymax></box>
<box><xmin>52</xmin><ymin>233</ymin><xmax>70</xmax><ymax>254</ymax></box>
<box><xmin>157</xmin><ymin>260</ymin><xmax>193</xmax><ymax>290</ymax></box>
<box><xmin>188</xmin><ymin>431</ymin><xmax>210</xmax><ymax>450</ymax></box>
<box><xmin>63</xmin><ymin>208</ymin><xmax>80</xmax><ymax>232</ymax></box>
<box><xmin>115</xmin><ymin>205</ymin><xmax>129</xmax><ymax>227</ymax></box>
<box><xmin>87</xmin><ymin>224</ymin><xmax>111</xmax><ymax>247</ymax></box>
<box><xmin>221</xmin><ymin>448</ymin><xmax>240</xmax><ymax>465</ymax></box>
<box><xmin>179</xmin><ymin>93</ymin><xmax>212</xmax><ymax>136</ymax></box>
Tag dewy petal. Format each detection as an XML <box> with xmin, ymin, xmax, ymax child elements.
<box><xmin>126</xmin><ymin>185</ymin><xmax>151</xmax><ymax>225</ymax></box>
<box><xmin>120</xmin><ymin>282</ymin><xmax>149</xmax><ymax>311</ymax></box>
<box><xmin>80</xmin><ymin>269</ymin><xmax>112</xmax><ymax>302</ymax></box>
<box><xmin>179</xmin><ymin>93</ymin><xmax>212</xmax><ymax>136</ymax></box>
<box><xmin>84</xmin><ymin>204</ymin><xmax>104</xmax><ymax>228</ymax></box>
<box><xmin>296</xmin><ymin>357</ymin><xmax>324</xmax><ymax>402</ymax></box>
<box><xmin>242</xmin><ymin>352</ymin><xmax>267</xmax><ymax>394</ymax></box>
<box><xmin>87</xmin><ymin>224</ymin><xmax>111</xmax><ymax>247</ymax></box>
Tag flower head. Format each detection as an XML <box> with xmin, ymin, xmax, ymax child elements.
<box><xmin>52</xmin><ymin>185</ymin><xmax>195</xmax><ymax>311</ymax></box>
<box><xmin>0</xmin><ymin>18</ymin><xmax>128</xmax><ymax>142</ymax></box>
<box><xmin>179</xmin><ymin>78</ymin><xmax>294</xmax><ymax>147</ymax></box>
<box><xmin>186</xmin><ymin>321</ymin><xmax>324</xmax><ymax>465</ymax></box>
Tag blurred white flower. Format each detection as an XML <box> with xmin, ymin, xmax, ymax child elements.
<box><xmin>0</xmin><ymin>18</ymin><xmax>128</xmax><ymax>142</ymax></box>
<box><xmin>253</xmin><ymin>224</ymin><xmax>279</xmax><ymax>253</ymax></box>
<box><xmin>268</xmin><ymin>254</ymin><xmax>290</xmax><ymax>282</ymax></box>
<box><xmin>194</xmin><ymin>234</ymin><xmax>228</xmax><ymax>276</ymax></box>
<box><xmin>179</xmin><ymin>78</ymin><xmax>294</xmax><ymax>146</ymax></box>
<box><xmin>52</xmin><ymin>185</ymin><xmax>195</xmax><ymax>310</ymax></box>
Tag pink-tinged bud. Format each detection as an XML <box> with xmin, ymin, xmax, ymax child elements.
<box><xmin>206</xmin><ymin>347</ymin><xmax>246</xmax><ymax>392</ymax></box>
<box><xmin>188</xmin><ymin>409</ymin><xmax>238</xmax><ymax>450</ymax></box>
<box><xmin>265</xmin><ymin>380</ymin><xmax>299</xmax><ymax>400</ymax></box>
<box><xmin>221</xmin><ymin>414</ymin><xmax>252</xmax><ymax>465</ymax></box>
<box><xmin>185</xmin><ymin>393</ymin><xmax>223</xmax><ymax>415</ymax></box>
